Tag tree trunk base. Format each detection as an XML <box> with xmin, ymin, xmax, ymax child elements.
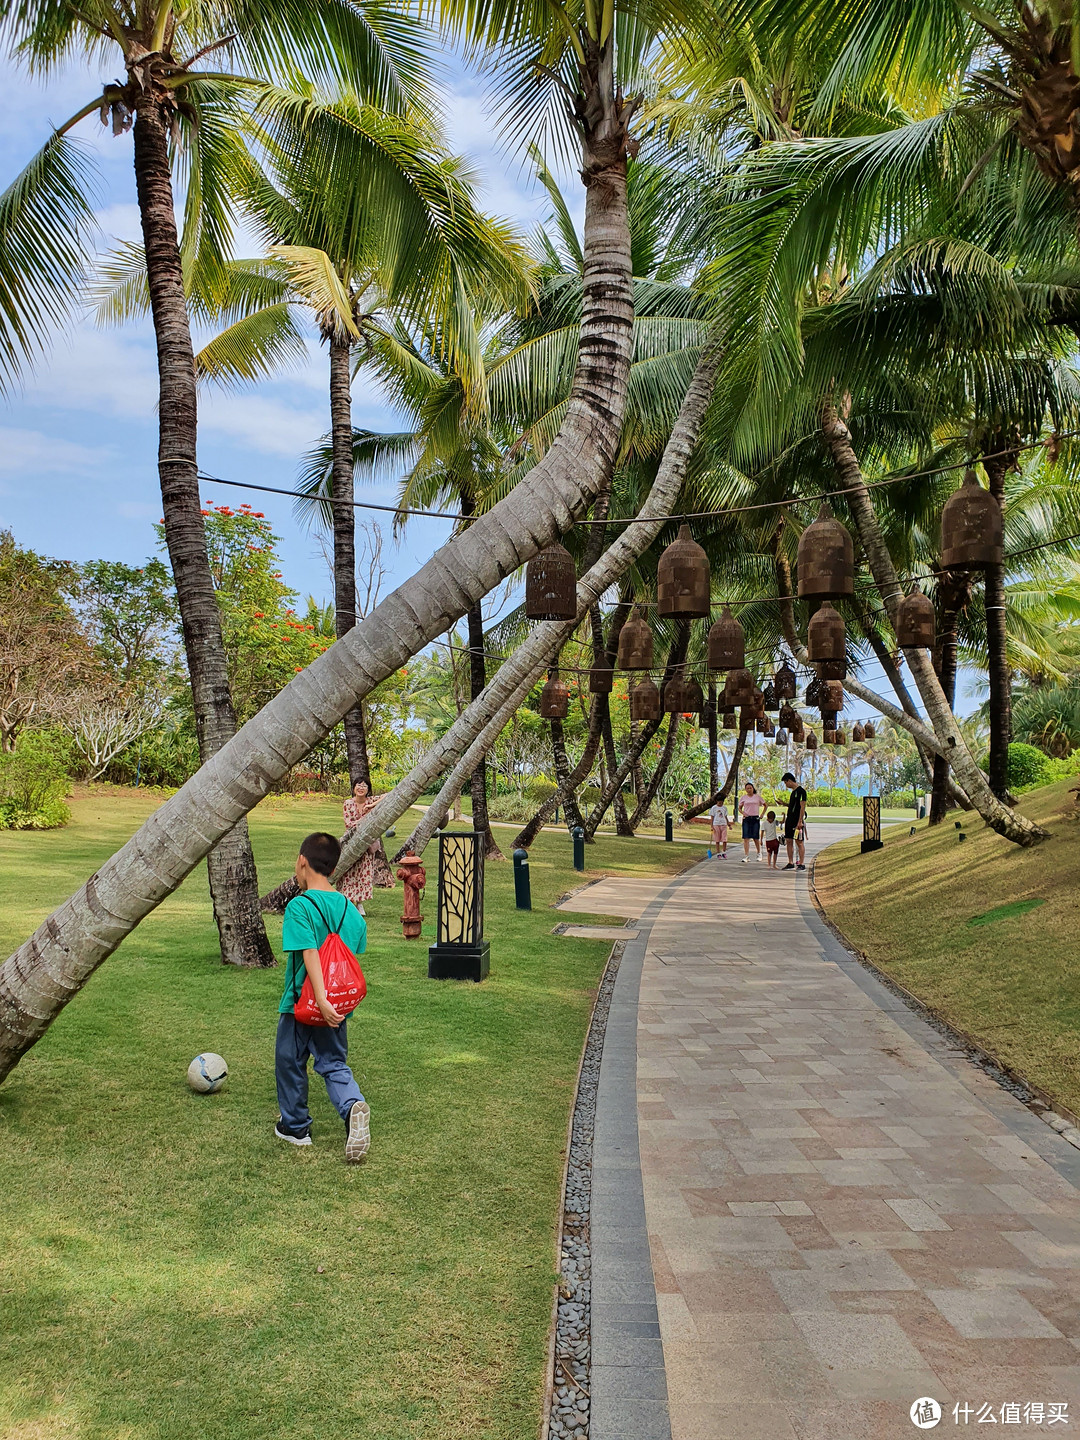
<box><xmin>208</xmin><ymin>820</ymin><xmax>276</xmax><ymax>966</ymax></box>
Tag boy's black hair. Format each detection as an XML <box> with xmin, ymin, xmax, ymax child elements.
<box><xmin>782</xmin><ymin>772</ymin><xmax>797</xmax><ymax>783</ymax></box>
<box><xmin>299</xmin><ymin>832</ymin><xmax>341</xmax><ymax>877</ymax></box>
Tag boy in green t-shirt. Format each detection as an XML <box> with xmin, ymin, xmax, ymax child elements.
<box><xmin>275</xmin><ymin>832</ymin><xmax>370</xmax><ymax>1163</ymax></box>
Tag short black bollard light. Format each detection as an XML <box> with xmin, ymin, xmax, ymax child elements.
<box><xmin>513</xmin><ymin>848</ymin><xmax>532</xmax><ymax>910</ymax></box>
<box><xmin>958</xmin><ymin>831</ymin><xmax>967</xmax><ymax>842</ymax></box>
<box><xmin>572</xmin><ymin>825</ymin><xmax>585</xmax><ymax>872</ymax></box>
<box><xmin>665</xmin><ymin>810</ymin><xmax>674</xmax><ymax>843</ymax></box>
<box><xmin>954</xmin><ymin>820</ymin><xmax>962</xmax><ymax>830</ymax></box>
<box><xmin>909</xmin><ymin>826</ymin><xmax>917</xmax><ymax>836</ymax></box>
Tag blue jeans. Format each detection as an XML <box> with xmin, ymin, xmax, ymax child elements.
<box><xmin>275</xmin><ymin>1013</ymin><xmax>364</xmax><ymax>1135</ymax></box>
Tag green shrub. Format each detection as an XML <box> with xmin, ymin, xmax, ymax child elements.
<box><xmin>805</xmin><ymin>786</ymin><xmax>859</xmax><ymax>808</ymax></box>
<box><xmin>526</xmin><ymin>776</ymin><xmax>559</xmax><ymax>803</ymax></box>
<box><xmin>1007</xmin><ymin>742</ymin><xmax>1051</xmax><ymax>792</ymax></box>
<box><xmin>0</xmin><ymin>737</ymin><xmax>71</xmax><ymax>829</ymax></box>
<box><xmin>1040</xmin><ymin>751</ymin><xmax>1080</xmax><ymax>783</ymax></box>
<box><xmin>580</xmin><ymin>785</ymin><xmax>602</xmax><ymax>808</ymax></box>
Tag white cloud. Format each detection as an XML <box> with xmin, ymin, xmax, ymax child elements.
<box><xmin>198</xmin><ymin>389</ymin><xmax>327</xmax><ymax>458</ymax></box>
<box><xmin>0</xmin><ymin>425</ymin><xmax>116</xmax><ymax>476</ymax></box>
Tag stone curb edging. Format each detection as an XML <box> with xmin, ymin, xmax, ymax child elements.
<box><xmin>801</xmin><ymin>850</ymin><xmax>1080</xmax><ymax>1190</ymax></box>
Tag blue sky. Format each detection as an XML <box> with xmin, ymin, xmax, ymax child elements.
<box><xmin>0</xmin><ymin>44</ymin><xmax>582</xmax><ymax>609</ymax></box>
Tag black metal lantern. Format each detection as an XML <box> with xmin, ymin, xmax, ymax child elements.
<box><xmin>707</xmin><ymin>605</ymin><xmax>745</xmax><ymax>670</ymax></box>
<box><xmin>758</xmin><ymin>716</ymin><xmax>775</xmax><ymax>737</ymax></box>
<box><xmin>776</xmin><ymin>728</ymin><xmax>789</xmax><ymax>745</ymax></box>
<box><xmin>820</xmin><ymin>709</ymin><xmax>839</xmax><ymax>730</ymax></box>
<box><xmin>805</xmin><ymin>675</ymin><xmax>823</xmax><ymax>708</ymax></box>
<box><xmin>774</xmin><ymin>661</ymin><xmax>797</xmax><ymax>700</ymax></box>
<box><xmin>762</xmin><ymin>681</ymin><xmax>778</xmax><ymax>711</ymax></box>
<box><xmin>940</xmin><ymin>469</ymin><xmax>1003</xmax><ymax>571</ymax></box>
<box><xmin>721</xmin><ymin>708</ymin><xmax>737</xmax><ymax>730</ymax></box>
<box><xmin>428</xmin><ymin>830</ymin><xmax>490</xmax><ymax>982</ymax></box>
<box><xmin>779</xmin><ymin>702</ymin><xmax>799</xmax><ymax>731</ymax></box>
<box><xmin>896</xmin><ymin>589</ymin><xmax>935</xmax><ymax>649</ymax></box>
<box><xmin>525</xmin><ymin>543</ymin><xmax>576</xmax><ymax>620</ymax></box>
<box><xmin>816</xmin><ymin>657</ymin><xmax>847</xmax><ymax>681</ymax></box>
<box><xmin>852</xmin><ymin>721</ymin><xmax>866</xmax><ymax>743</ymax></box>
<box><xmin>657</xmin><ymin>523</ymin><xmax>711</xmax><ymax>619</ymax></box>
<box><xmin>725</xmin><ymin>667</ymin><xmax>756</xmax><ymax>706</ymax></box>
<box><xmin>797</xmin><ymin>502</ymin><xmax>855</xmax><ymax>599</ymax></box>
<box><xmin>629</xmin><ymin>675</ymin><xmax>660</xmax><ymax>722</ymax></box>
<box><xmin>682</xmin><ymin>675</ymin><xmax>705</xmax><ymax>717</ymax></box>
<box><xmin>617</xmin><ymin>607</ymin><xmax>653</xmax><ymax>670</ymax></box>
<box><xmin>589</xmin><ymin>657</ymin><xmax>614</xmax><ymax>694</ymax></box>
<box><xmin>807</xmin><ymin>600</ymin><xmax>846</xmax><ymax>663</ymax></box>
<box><xmin>539</xmin><ymin>670</ymin><xmax>570</xmax><ymax>719</ymax></box>
<box><xmin>790</xmin><ymin>713</ymin><xmax>805</xmax><ymax>743</ymax></box>
<box><xmin>863</xmin><ymin>719</ymin><xmax>876</xmax><ymax>740</ymax></box>
<box><xmin>805</xmin><ymin>729</ymin><xmax>818</xmax><ymax>751</ymax></box>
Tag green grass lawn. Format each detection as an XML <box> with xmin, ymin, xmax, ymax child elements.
<box><xmin>0</xmin><ymin>787</ymin><xmax>701</xmax><ymax>1440</ymax></box>
<box><xmin>815</xmin><ymin>777</ymin><xmax>1080</xmax><ymax>1115</ymax></box>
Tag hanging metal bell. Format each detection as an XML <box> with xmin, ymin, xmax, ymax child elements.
<box><xmin>774</xmin><ymin>661</ymin><xmax>797</xmax><ymax>700</ymax></box>
<box><xmin>539</xmin><ymin>670</ymin><xmax>569</xmax><ymax>719</ymax></box>
<box><xmin>617</xmin><ymin>607</ymin><xmax>653</xmax><ymax>670</ymax></box>
<box><xmin>807</xmin><ymin>601</ymin><xmax>846</xmax><ymax>663</ymax></box>
<box><xmin>896</xmin><ymin>589</ymin><xmax>935</xmax><ymax>648</ymax></box>
<box><xmin>662</xmin><ymin>672</ymin><xmax>686</xmax><ymax>713</ymax></box>
<box><xmin>776</xmin><ymin>728</ymin><xmax>789</xmax><ymax>745</ymax></box>
<box><xmin>589</xmin><ymin>657</ymin><xmax>614</xmax><ymax>694</ymax></box>
<box><xmin>820</xmin><ymin>709</ymin><xmax>839</xmax><ymax>731</ymax></box>
<box><xmin>657</xmin><ymin>523</ymin><xmax>711</xmax><ymax>619</ymax></box>
<box><xmin>725</xmin><ymin>667</ymin><xmax>756</xmax><ymax>706</ymax></box>
<box><xmin>805</xmin><ymin>730</ymin><xmax>818</xmax><ymax>751</ymax></box>
<box><xmin>790</xmin><ymin>714</ymin><xmax>806</xmax><ymax>743</ymax></box>
<box><xmin>797</xmin><ymin>502</ymin><xmax>855</xmax><ymax>599</ymax></box>
<box><xmin>721</xmin><ymin>708</ymin><xmax>737</xmax><ymax>731</ymax></box>
<box><xmin>762</xmin><ymin>681</ymin><xmax>778</xmax><ymax>711</ymax></box>
<box><xmin>851</xmin><ymin>721</ymin><xmax>866</xmax><ymax>743</ymax></box>
<box><xmin>834</xmin><ymin>728</ymin><xmax>847</xmax><ymax>745</ymax></box>
<box><xmin>748</xmin><ymin>688</ymin><xmax>765</xmax><ymax>719</ymax></box>
<box><xmin>863</xmin><ymin>720</ymin><xmax>875</xmax><ymax>740</ymax></box>
<box><xmin>779</xmin><ymin>702</ymin><xmax>799</xmax><ymax>730</ymax></box>
<box><xmin>707</xmin><ymin>605</ymin><xmax>745</xmax><ymax>670</ymax></box>
<box><xmin>525</xmin><ymin>543</ymin><xmax>576</xmax><ymax>620</ymax></box>
<box><xmin>629</xmin><ymin>676</ymin><xmax>660</xmax><ymax>722</ymax></box>
<box><xmin>940</xmin><ymin>468</ymin><xmax>1003</xmax><ymax>571</ymax></box>
<box><xmin>683</xmin><ymin>676</ymin><xmax>704</xmax><ymax>717</ymax></box>
<box><xmin>821</xmin><ymin>678</ymin><xmax>844</xmax><ymax>712</ymax></box>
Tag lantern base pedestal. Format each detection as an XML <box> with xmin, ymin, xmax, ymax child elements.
<box><xmin>860</xmin><ymin>838</ymin><xmax>884</xmax><ymax>854</ymax></box>
<box><xmin>428</xmin><ymin>940</ymin><xmax>490</xmax><ymax>983</ymax></box>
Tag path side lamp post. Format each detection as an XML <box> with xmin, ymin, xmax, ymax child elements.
<box><xmin>572</xmin><ymin>825</ymin><xmax>585</xmax><ymax>872</ymax></box>
<box><xmin>665</xmin><ymin>810</ymin><xmax>674</xmax><ymax>843</ymax></box>
<box><xmin>861</xmin><ymin>795</ymin><xmax>884</xmax><ymax>854</ymax></box>
<box><xmin>513</xmin><ymin>848</ymin><xmax>532</xmax><ymax>910</ymax></box>
<box><xmin>428</xmin><ymin>830</ymin><xmax>490</xmax><ymax>982</ymax></box>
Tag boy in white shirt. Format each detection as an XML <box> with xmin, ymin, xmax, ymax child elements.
<box><xmin>762</xmin><ymin>809</ymin><xmax>781</xmax><ymax>868</ymax></box>
<box><xmin>708</xmin><ymin>800</ymin><xmax>730</xmax><ymax>858</ymax></box>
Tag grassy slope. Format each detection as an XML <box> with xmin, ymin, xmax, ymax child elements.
<box><xmin>815</xmin><ymin>777</ymin><xmax>1080</xmax><ymax>1115</ymax></box>
<box><xmin>0</xmin><ymin>789</ymin><xmax>702</xmax><ymax>1440</ymax></box>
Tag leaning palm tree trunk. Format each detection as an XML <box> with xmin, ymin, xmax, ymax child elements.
<box><xmin>819</xmin><ymin>404</ymin><xmax>1046</xmax><ymax>845</ymax></box>
<box><xmin>681</xmin><ymin>722</ymin><xmax>749</xmax><ymax>820</ymax></box>
<box><xmin>628</xmin><ymin>711</ymin><xmax>680</xmax><ymax>831</ymax></box>
<box><xmin>0</xmin><ymin>120</ymin><xmax>637</xmax><ymax>1082</ymax></box>
<box><xmin>331</xmin><ymin>342</ymin><xmax>723</xmax><ymax>872</ymax></box>
<box><xmin>133</xmin><ymin>97</ymin><xmax>272</xmax><ymax>968</ymax></box>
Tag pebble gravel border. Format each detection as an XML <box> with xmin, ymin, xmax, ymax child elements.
<box><xmin>545</xmin><ymin>941</ymin><xmax>624</xmax><ymax>1440</ymax></box>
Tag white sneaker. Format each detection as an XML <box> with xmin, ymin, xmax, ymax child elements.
<box><xmin>275</xmin><ymin>1124</ymin><xmax>312</xmax><ymax>1147</ymax></box>
<box><xmin>720</xmin><ymin>853</ymin><xmax>727</xmax><ymax>860</ymax></box>
<box><xmin>345</xmin><ymin>1100</ymin><xmax>371</xmax><ymax>1164</ymax></box>
<box><xmin>741</xmin><ymin>857</ymin><xmax>749</xmax><ymax>864</ymax></box>
<box><xmin>758</xmin><ymin>854</ymin><xmax>764</xmax><ymax>862</ymax></box>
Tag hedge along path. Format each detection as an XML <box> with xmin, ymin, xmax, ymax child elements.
<box><xmin>0</xmin><ymin>96</ymin><xmax>637</xmax><ymax>1083</ymax></box>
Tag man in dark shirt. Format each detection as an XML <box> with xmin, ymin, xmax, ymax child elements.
<box><xmin>782</xmin><ymin>771</ymin><xmax>807</xmax><ymax>870</ymax></box>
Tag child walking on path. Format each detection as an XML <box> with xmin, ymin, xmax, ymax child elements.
<box><xmin>275</xmin><ymin>832</ymin><xmax>371</xmax><ymax>1164</ymax></box>
<box><xmin>709</xmin><ymin>799</ymin><xmax>730</xmax><ymax>857</ymax></box>
<box><xmin>762</xmin><ymin>809</ymin><xmax>781</xmax><ymax>868</ymax></box>
<box><xmin>739</xmin><ymin>782</ymin><xmax>763</xmax><ymax>863</ymax></box>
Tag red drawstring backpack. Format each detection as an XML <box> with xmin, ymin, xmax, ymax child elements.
<box><xmin>293</xmin><ymin>892</ymin><xmax>367</xmax><ymax>1026</ymax></box>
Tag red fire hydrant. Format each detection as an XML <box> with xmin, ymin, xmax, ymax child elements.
<box><xmin>396</xmin><ymin>850</ymin><xmax>426</xmax><ymax>939</ymax></box>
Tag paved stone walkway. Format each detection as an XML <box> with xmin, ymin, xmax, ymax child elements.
<box><xmin>590</xmin><ymin>827</ymin><xmax>1080</xmax><ymax>1440</ymax></box>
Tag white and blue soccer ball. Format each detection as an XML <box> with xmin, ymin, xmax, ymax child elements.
<box><xmin>187</xmin><ymin>1052</ymin><xmax>229</xmax><ymax>1094</ymax></box>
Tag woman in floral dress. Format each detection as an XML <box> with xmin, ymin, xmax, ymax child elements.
<box><xmin>338</xmin><ymin>780</ymin><xmax>379</xmax><ymax>912</ymax></box>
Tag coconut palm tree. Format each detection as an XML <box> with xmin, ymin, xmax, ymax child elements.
<box><xmin>0</xmin><ymin>1</ymin><xmax>431</xmax><ymax>964</ymax></box>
